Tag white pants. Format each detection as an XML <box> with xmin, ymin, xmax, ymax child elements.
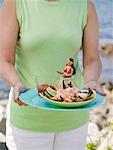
<box><xmin>6</xmin><ymin>122</ymin><xmax>88</xmax><ymax>150</ymax></box>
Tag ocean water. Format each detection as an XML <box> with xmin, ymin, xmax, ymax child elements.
<box><xmin>93</xmin><ymin>0</ymin><xmax>113</xmax><ymax>43</ymax></box>
<box><xmin>0</xmin><ymin>0</ymin><xmax>113</xmax><ymax>99</ymax></box>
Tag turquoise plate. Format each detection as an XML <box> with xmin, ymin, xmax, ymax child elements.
<box><xmin>19</xmin><ymin>89</ymin><xmax>105</xmax><ymax>111</ymax></box>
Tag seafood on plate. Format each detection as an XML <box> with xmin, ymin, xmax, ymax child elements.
<box><xmin>38</xmin><ymin>85</ymin><xmax>96</xmax><ymax>103</ymax></box>
<box><xmin>38</xmin><ymin>58</ymin><xmax>96</xmax><ymax>103</ymax></box>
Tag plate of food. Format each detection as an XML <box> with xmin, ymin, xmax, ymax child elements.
<box><xmin>38</xmin><ymin>85</ymin><xmax>96</xmax><ymax>108</ymax></box>
<box><xmin>19</xmin><ymin>88</ymin><xmax>105</xmax><ymax>111</ymax></box>
<box><xmin>19</xmin><ymin>57</ymin><xmax>105</xmax><ymax>110</ymax></box>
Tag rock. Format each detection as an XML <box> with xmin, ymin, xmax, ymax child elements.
<box><xmin>97</xmin><ymin>138</ymin><xmax>109</xmax><ymax>150</ymax></box>
<box><xmin>0</xmin><ymin>133</ymin><xmax>7</xmax><ymax>150</ymax></box>
<box><xmin>107</xmin><ymin>117</ymin><xmax>113</xmax><ymax>123</ymax></box>
<box><xmin>87</xmin><ymin>123</ymin><xmax>113</xmax><ymax>150</ymax></box>
<box><xmin>90</xmin><ymin>104</ymin><xmax>108</xmax><ymax>130</ymax></box>
<box><xmin>87</xmin><ymin>122</ymin><xmax>100</xmax><ymax>143</ymax></box>
<box><xmin>0</xmin><ymin>90</ymin><xmax>9</xmax><ymax>100</ymax></box>
<box><xmin>0</xmin><ymin>142</ymin><xmax>8</xmax><ymax>150</ymax></box>
<box><xmin>99</xmin><ymin>80</ymin><xmax>113</xmax><ymax>88</ymax></box>
<box><xmin>0</xmin><ymin>118</ymin><xmax>6</xmax><ymax>135</ymax></box>
<box><xmin>100</xmin><ymin>43</ymin><xmax>113</xmax><ymax>56</ymax></box>
<box><xmin>97</xmin><ymin>127</ymin><xmax>113</xmax><ymax>150</ymax></box>
<box><xmin>0</xmin><ymin>100</ymin><xmax>8</xmax><ymax>107</ymax></box>
<box><xmin>0</xmin><ymin>101</ymin><xmax>7</xmax><ymax>138</ymax></box>
<box><xmin>0</xmin><ymin>133</ymin><xmax>6</xmax><ymax>143</ymax></box>
<box><xmin>0</xmin><ymin>100</ymin><xmax>8</xmax><ymax>150</ymax></box>
<box><xmin>0</xmin><ymin>103</ymin><xmax>6</xmax><ymax>134</ymax></box>
<box><xmin>90</xmin><ymin>81</ymin><xmax>113</xmax><ymax>130</ymax></box>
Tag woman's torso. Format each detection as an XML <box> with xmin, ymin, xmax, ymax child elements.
<box><xmin>7</xmin><ymin>0</ymin><xmax>89</xmax><ymax>132</ymax></box>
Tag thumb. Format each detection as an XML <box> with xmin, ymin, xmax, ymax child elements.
<box><xmin>14</xmin><ymin>88</ymin><xmax>20</xmax><ymax>100</ymax></box>
<box><xmin>95</xmin><ymin>86</ymin><xmax>107</xmax><ymax>96</ymax></box>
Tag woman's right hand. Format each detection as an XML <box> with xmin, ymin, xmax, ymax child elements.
<box><xmin>13</xmin><ymin>82</ymin><xmax>28</xmax><ymax>106</ymax></box>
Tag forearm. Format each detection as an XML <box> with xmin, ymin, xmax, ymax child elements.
<box><xmin>0</xmin><ymin>61</ymin><xmax>22</xmax><ymax>87</ymax></box>
<box><xmin>83</xmin><ymin>59</ymin><xmax>102</xmax><ymax>84</ymax></box>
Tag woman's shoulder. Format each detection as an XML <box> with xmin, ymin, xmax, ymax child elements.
<box><xmin>0</xmin><ymin>0</ymin><xmax>16</xmax><ymax>11</ymax></box>
<box><xmin>88</xmin><ymin>0</ymin><xmax>97</xmax><ymax>20</ymax></box>
<box><xmin>0</xmin><ymin>0</ymin><xmax>17</xmax><ymax>23</ymax></box>
<box><xmin>88</xmin><ymin>0</ymin><xmax>96</xmax><ymax>12</ymax></box>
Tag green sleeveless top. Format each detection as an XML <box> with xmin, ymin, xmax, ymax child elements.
<box><xmin>7</xmin><ymin>0</ymin><xmax>89</xmax><ymax>132</ymax></box>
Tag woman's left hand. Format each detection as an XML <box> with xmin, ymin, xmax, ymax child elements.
<box><xmin>84</xmin><ymin>80</ymin><xmax>106</xmax><ymax>96</ymax></box>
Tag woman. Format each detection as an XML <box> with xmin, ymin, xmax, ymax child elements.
<box><xmin>0</xmin><ymin>0</ymin><xmax>106</xmax><ymax>150</ymax></box>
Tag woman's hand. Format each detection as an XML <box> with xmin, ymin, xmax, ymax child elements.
<box><xmin>84</xmin><ymin>80</ymin><xmax>106</xmax><ymax>96</ymax></box>
<box><xmin>13</xmin><ymin>82</ymin><xmax>28</xmax><ymax>106</ymax></box>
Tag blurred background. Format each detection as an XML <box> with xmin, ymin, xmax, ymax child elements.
<box><xmin>0</xmin><ymin>0</ymin><xmax>113</xmax><ymax>150</ymax></box>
